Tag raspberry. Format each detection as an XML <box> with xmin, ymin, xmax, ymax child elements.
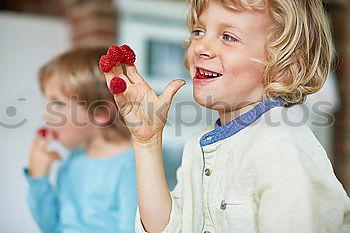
<box><xmin>37</xmin><ymin>128</ymin><xmax>47</xmax><ymax>137</ymax></box>
<box><xmin>110</xmin><ymin>77</ymin><xmax>127</xmax><ymax>94</ymax></box>
<box><xmin>120</xmin><ymin>45</ymin><xmax>136</xmax><ymax>65</ymax></box>
<box><xmin>99</xmin><ymin>55</ymin><xmax>116</xmax><ymax>72</ymax></box>
<box><xmin>107</xmin><ymin>45</ymin><xmax>124</xmax><ymax>63</ymax></box>
<box><xmin>52</xmin><ymin>131</ymin><xmax>59</xmax><ymax>139</ymax></box>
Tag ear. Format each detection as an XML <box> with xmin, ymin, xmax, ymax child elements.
<box><xmin>94</xmin><ymin>113</ymin><xmax>110</xmax><ymax>125</ymax></box>
<box><xmin>92</xmin><ymin>101</ymin><xmax>117</xmax><ymax>126</ymax></box>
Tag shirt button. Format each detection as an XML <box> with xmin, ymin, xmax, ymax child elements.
<box><xmin>204</xmin><ymin>168</ymin><xmax>212</xmax><ymax>176</ymax></box>
<box><xmin>220</xmin><ymin>200</ymin><xmax>227</xmax><ymax>210</ymax></box>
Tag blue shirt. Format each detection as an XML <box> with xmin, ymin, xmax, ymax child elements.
<box><xmin>24</xmin><ymin>148</ymin><xmax>138</xmax><ymax>233</ymax></box>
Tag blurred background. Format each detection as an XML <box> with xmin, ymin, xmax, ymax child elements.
<box><xmin>0</xmin><ymin>0</ymin><xmax>349</xmax><ymax>232</ymax></box>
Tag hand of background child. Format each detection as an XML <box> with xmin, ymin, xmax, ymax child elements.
<box><xmin>101</xmin><ymin>45</ymin><xmax>186</xmax><ymax>144</ymax></box>
<box><xmin>28</xmin><ymin>128</ymin><xmax>60</xmax><ymax>178</ymax></box>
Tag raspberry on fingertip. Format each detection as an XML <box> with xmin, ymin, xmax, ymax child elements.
<box><xmin>120</xmin><ymin>45</ymin><xmax>136</xmax><ymax>65</ymax></box>
<box><xmin>37</xmin><ymin>128</ymin><xmax>47</xmax><ymax>137</ymax></box>
<box><xmin>109</xmin><ymin>77</ymin><xmax>127</xmax><ymax>94</ymax></box>
<box><xmin>52</xmin><ymin>131</ymin><xmax>59</xmax><ymax>140</ymax></box>
<box><xmin>107</xmin><ymin>45</ymin><xmax>124</xmax><ymax>63</ymax></box>
<box><xmin>99</xmin><ymin>55</ymin><xmax>117</xmax><ymax>72</ymax></box>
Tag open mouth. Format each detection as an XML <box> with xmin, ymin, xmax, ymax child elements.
<box><xmin>194</xmin><ymin>67</ymin><xmax>223</xmax><ymax>80</ymax></box>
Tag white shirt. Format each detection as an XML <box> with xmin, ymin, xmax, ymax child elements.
<box><xmin>135</xmin><ymin>98</ymin><xmax>350</xmax><ymax>233</ymax></box>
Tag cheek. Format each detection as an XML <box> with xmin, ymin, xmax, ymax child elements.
<box><xmin>43</xmin><ymin>107</ymin><xmax>69</xmax><ymax>128</ymax></box>
<box><xmin>186</xmin><ymin>44</ymin><xmax>195</xmax><ymax>64</ymax></box>
<box><xmin>57</xmin><ymin>124</ymin><xmax>89</xmax><ymax>148</ymax></box>
<box><xmin>65</xmin><ymin>104</ymin><xmax>91</xmax><ymax>125</ymax></box>
<box><xmin>224</xmin><ymin>51</ymin><xmax>252</xmax><ymax>69</ymax></box>
<box><xmin>224</xmin><ymin>52</ymin><xmax>266</xmax><ymax>79</ymax></box>
<box><xmin>54</xmin><ymin>107</ymin><xmax>92</xmax><ymax>147</ymax></box>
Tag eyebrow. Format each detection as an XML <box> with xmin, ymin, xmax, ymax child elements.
<box><xmin>196</xmin><ymin>19</ymin><xmax>246</xmax><ymax>39</ymax></box>
<box><xmin>218</xmin><ymin>22</ymin><xmax>243</xmax><ymax>31</ymax></box>
<box><xmin>47</xmin><ymin>95</ymin><xmax>61</xmax><ymax>101</ymax></box>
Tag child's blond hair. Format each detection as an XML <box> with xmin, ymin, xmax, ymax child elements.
<box><xmin>38</xmin><ymin>47</ymin><xmax>130</xmax><ymax>141</ymax></box>
<box><xmin>186</xmin><ymin>0</ymin><xmax>334</xmax><ymax>106</ymax></box>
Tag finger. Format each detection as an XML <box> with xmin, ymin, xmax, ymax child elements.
<box><xmin>31</xmin><ymin>134</ymin><xmax>42</xmax><ymax>151</ymax></box>
<box><xmin>100</xmin><ymin>73</ymin><xmax>130</xmax><ymax>117</ymax></box>
<box><xmin>112</xmin><ymin>62</ymin><xmax>135</xmax><ymax>85</ymax></box>
<box><xmin>33</xmin><ymin>133</ymin><xmax>41</xmax><ymax>144</ymax></box>
<box><xmin>159</xmin><ymin>79</ymin><xmax>186</xmax><ymax>105</ymax></box>
<box><xmin>33</xmin><ymin>127</ymin><xmax>47</xmax><ymax>145</ymax></box>
<box><xmin>47</xmin><ymin>151</ymin><xmax>61</xmax><ymax>161</ymax></box>
<box><xmin>104</xmin><ymin>71</ymin><xmax>131</xmax><ymax>90</ymax></box>
<box><xmin>103</xmin><ymin>75</ymin><xmax>130</xmax><ymax>110</ymax></box>
<box><xmin>125</xmin><ymin>64</ymin><xmax>145</xmax><ymax>84</ymax></box>
<box><xmin>113</xmin><ymin>92</ymin><xmax>132</xmax><ymax>114</ymax></box>
<box><xmin>113</xmin><ymin>62</ymin><xmax>125</xmax><ymax>77</ymax></box>
<box><xmin>41</xmin><ymin>132</ymin><xmax>54</xmax><ymax>149</ymax></box>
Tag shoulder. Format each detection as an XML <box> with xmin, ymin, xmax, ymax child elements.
<box><xmin>253</xmin><ymin>106</ymin><xmax>321</xmax><ymax>150</ymax></box>
<box><xmin>59</xmin><ymin>148</ymin><xmax>84</xmax><ymax>168</ymax></box>
<box><xmin>248</xmin><ymin>106</ymin><xmax>333</xmax><ymax>174</ymax></box>
<box><xmin>114</xmin><ymin>148</ymin><xmax>136</xmax><ymax>169</ymax></box>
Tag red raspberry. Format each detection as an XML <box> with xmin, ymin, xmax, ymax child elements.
<box><xmin>37</xmin><ymin>128</ymin><xmax>47</xmax><ymax>137</ymax></box>
<box><xmin>107</xmin><ymin>45</ymin><xmax>124</xmax><ymax>63</ymax></box>
<box><xmin>99</xmin><ymin>55</ymin><xmax>116</xmax><ymax>72</ymax></box>
<box><xmin>120</xmin><ymin>45</ymin><xmax>136</xmax><ymax>65</ymax></box>
<box><xmin>52</xmin><ymin>131</ymin><xmax>59</xmax><ymax>139</ymax></box>
<box><xmin>109</xmin><ymin>77</ymin><xmax>127</xmax><ymax>94</ymax></box>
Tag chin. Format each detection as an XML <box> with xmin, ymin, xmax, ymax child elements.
<box><xmin>193</xmin><ymin>90</ymin><xmax>217</xmax><ymax>110</ymax></box>
<box><xmin>59</xmin><ymin>138</ymin><xmax>79</xmax><ymax>149</ymax></box>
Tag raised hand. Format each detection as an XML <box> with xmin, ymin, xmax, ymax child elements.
<box><xmin>101</xmin><ymin>45</ymin><xmax>186</xmax><ymax>144</ymax></box>
<box><xmin>28</xmin><ymin>128</ymin><xmax>60</xmax><ymax>178</ymax></box>
<box><xmin>101</xmin><ymin>45</ymin><xmax>182</xmax><ymax>232</ymax></box>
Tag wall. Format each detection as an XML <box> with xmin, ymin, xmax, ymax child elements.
<box><xmin>0</xmin><ymin>12</ymin><xmax>69</xmax><ymax>233</ymax></box>
<box><xmin>333</xmin><ymin>4</ymin><xmax>350</xmax><ymax>194</ymax></box>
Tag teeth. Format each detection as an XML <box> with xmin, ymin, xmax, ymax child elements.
<box><xmin>198</xmin><ymin>68</ymin><xmax>222</xmax><ymax>78</ymax></box>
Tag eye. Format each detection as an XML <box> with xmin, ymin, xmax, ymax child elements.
<box><xmin>191</xmin><ymin>29</ymin><xmax>205</xmax><ymax>38</ymax></box>
<box><xmin>52</xmin><ymin>100</ymin><xmax>66</xmax><ymax>107</ymax></box>
<box><xmin>222</xmin><ymin>33</ymin><xmax>238</xmax><ymax>42</ymax></box>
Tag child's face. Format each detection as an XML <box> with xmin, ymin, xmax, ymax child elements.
<box><xmin>187</xmin><ymin>0</ymin><xmax>272</xmax><ymax>111</ymax></box>
<box><xmin>41</xmin><ymin>76</ymin><xmax>94</xmax><ymax>148</ymax></box>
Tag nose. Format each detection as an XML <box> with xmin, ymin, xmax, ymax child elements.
<box><xmin>194</xmin><ymin>36</ymin><xmax>216</xmax><ymax>59</ymax></box>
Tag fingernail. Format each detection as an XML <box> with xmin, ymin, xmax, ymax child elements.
<box><xmin>179</xmin><ymin>80</ymin><xmax>186</xmax><ymax>84</ymax></box>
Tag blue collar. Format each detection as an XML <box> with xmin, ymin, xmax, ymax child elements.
<box><xmin>199</xmin><ymin>97</ymin><xmax>284</xmax><ymax>147</ymax></box>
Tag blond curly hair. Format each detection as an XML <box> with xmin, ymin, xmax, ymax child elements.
<box><xmin>186</xmin><ymin>0</ymin><xmax>334</xmax><ymax>106</ymax></box>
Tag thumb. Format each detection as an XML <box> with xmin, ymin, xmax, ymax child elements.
<box><xmin>160</xmin><ymin>79</ymin><xmax>186</xmax><ymax>105</ymax></box>
<box><xmin>47</xmin><ymin>151</ymin><xmax>61</xmax><ymax>161</ymax></box>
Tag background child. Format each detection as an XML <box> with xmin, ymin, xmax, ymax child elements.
<box><xmin>102</xmin><ymin>0</ymin><xmax>350</xmax><ymax>232</ymax></box>
<box><xmin>24</xmin><ymin>47</ymin><xmax>137</xmax><ymax>233</ymax></box>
